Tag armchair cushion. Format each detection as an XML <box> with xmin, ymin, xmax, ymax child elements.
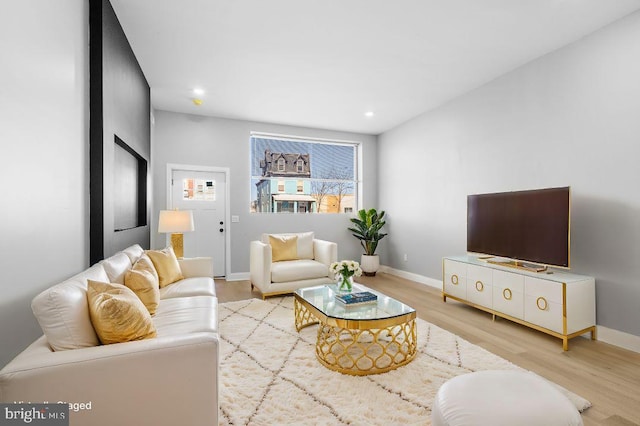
<box><xmin>262</xmin><ymin>231</ymin><xmax>314</xmax><ymax>259</ymax></box>
<box><xmin>271</xmin><ymin>259</ymin><xmax>329</xmax><ymax>283</ymax></box>
<box><xmin>269</xmin><ymin>234</ymin><xmax>298</xmax><ymax>261</ymax></box>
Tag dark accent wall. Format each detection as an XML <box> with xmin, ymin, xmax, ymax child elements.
<box><xmin>90</xmin><ymin>0</ymin><xmax>150</xmax><ymax>264</ymax></box>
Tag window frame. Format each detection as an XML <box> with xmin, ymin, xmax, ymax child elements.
<box><xmin>249</xmin><ymin>132</ymin><xmax>362</xmax><ymax>214</ymax></box>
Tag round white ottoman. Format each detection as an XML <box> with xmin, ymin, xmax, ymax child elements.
<box><xmin>432</xmin><ymin>370</ymin><xmax>583</xmax><ymax>426</ymax></box>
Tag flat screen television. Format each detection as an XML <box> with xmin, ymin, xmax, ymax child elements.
<box><xmin>467</xmin><ymin>186</ymin><xmax>570</xmax><ymax>269</ymax></box>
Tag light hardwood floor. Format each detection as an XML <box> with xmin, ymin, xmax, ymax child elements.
<box><xmin>215</xmin><ymin>273</ymin><xmax>640</xmax><ymax>426</ymax></box>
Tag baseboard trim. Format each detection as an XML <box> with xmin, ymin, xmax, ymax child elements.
<box><xmin>225</xmin><ymin>272</ymin><xmax>250</xmax><ymax>282</ymax></box>
<box><xmin>380</xmin><ymin>265</ymin><xmax>640</xmax><ymax>354</ymax></box>
<box><xmin>379</xmin><ymin>265</ymin><xmax>441</xmax><ymax>289</ymax></box>
<box><xmin>597</xmin><ymin>325</ymin><xmax>640</xmax><ymax>353</ymax></box>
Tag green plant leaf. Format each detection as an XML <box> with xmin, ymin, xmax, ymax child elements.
<box><xmin>348</xmin><ymin>208</ymin><xmax>387</xmax><ymax>255</ymax></box>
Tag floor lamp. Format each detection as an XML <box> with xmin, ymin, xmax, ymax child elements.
<box><xmin>158</xmin><ymin>210</ymin><xmax>194</xmax><ymax>258</ymax></box>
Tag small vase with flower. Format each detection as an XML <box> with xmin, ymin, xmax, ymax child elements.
<box><xmin>330</xmin><ymin>260</ymin><xmax>363</xmax><ymax>293</ymax></box>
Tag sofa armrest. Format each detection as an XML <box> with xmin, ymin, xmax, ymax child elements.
<box><xmin>178</xmin><ymin>257</ymin><xmax>214</xmax><ymax>278</ymax></box>
<box><xmin>250</xmin><ymin>241</ymin><xmax>272</xmax><ymax>292</ymax></box>
<box><xmin>313</xmin><ymin>239</ymin><xmax>338</xmax><ymax>266</ymax></box>
<box><xmin>0</xmin><ymin>333</ymin><xmax>218</xmax><ymax>425</ymax></box>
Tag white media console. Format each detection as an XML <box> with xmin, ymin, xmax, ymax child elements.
<box><xmin>442</xmin><ymin>255</ymin><xmax>596</xmax><ymax>350</ymax></box>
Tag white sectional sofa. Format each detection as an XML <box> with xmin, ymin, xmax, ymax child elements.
<box><xmin>0</xmin><ymin>244</ymin><xmax>218</xmax><ymax>426</ymax></box>
<box><xmin>250</xmin><ymin>232</ymin><xmax>337</xmax><ymax>298</ymax></box>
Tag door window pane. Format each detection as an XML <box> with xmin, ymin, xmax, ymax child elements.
<box><xmin>183</xmin><ymin>178</ymin><xmax>215</xmax><ymax>201</ymax></box>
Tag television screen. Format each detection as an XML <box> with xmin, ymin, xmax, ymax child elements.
<box><xmin>467</xmin><ymin>186</ymin><xmax>570</xmax><ymax>268</ymax></box>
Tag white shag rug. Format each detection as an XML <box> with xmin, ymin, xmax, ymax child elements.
<box><xmin>218</xmin><ymin>297</ymin><xmax>590</xmax><ymax>425</ymax></box>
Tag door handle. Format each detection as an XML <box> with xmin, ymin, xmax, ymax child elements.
<box><xmin>219</xmin><ymin>221</ymin><xmax>224</xmax><ymax>225</ymax></box>
<box><xmin>219</xmin><ymin>228</ymin><xmax>224</xmax><ymax>233</ymax></box>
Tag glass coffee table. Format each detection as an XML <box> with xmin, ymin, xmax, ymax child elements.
<box><xmin>293</xmin><ymin>283</ymin><xmax>417</xmax><ymax>375</ymax></box>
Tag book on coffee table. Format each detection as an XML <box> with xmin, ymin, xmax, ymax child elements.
<box><xmin>335</xmin><ymin>291</ymin><xmax>378</xmax><ymax>306</ymax></box>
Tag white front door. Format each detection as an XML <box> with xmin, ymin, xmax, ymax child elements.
<box><xmin>170</xmin><ymin>169</ymin><xmax>226</xmax><ymax>277</ymax></box>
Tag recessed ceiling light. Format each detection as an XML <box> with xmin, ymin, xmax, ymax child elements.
<box><xmin>193</xmin><ymin>88</ymin><xmax>205</xmax><ymax>96</ymax></box>
<box><xmin>364</xmin><ymin>111</ymin><xmax>374</xmax><ymax>117</ymax></box>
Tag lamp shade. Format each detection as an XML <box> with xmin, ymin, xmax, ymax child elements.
<box><xmin>158</xmin><ymin>210</ymin><xmax>194</xmax><ymax>233</ymax></box>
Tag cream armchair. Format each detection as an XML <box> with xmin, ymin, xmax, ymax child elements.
<box><xmin>250</xmin><ymin>232</ymin><xmax>337</xmax><ymax>298</ymax></box>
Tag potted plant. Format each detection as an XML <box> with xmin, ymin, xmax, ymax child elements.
<box><xmin>348</xmin><ymin>208</ymin><xmax>387</xmax><ymax>276</ymax></box>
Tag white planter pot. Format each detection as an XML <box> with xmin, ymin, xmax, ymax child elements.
<box><xmin>360</xmin><ymin>254</ymin><xmax>380</xmax><ymax>277</ymax></box>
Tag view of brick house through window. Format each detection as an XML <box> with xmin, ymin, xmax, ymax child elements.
<box><xmin>250</xmin><ymin>134</ymin><xmax>359</xmax><ymax>213</ymax></box>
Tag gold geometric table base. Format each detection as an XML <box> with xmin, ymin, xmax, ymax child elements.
<box><xmin>294</xmin><ymin>297</ymin><xmax>417</xmax><ymax>376</ymax></box>
<box><xmin>294</xmin><ymin>298</ymin><xmax>319</xmax><ymax>331</ymax></box>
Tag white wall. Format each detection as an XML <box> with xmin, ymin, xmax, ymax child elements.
<box><xmin>0</xmin><ymin>0</ymin><xmax>89</xmax><ymax>366</ymax></box>
<box><xmin>378</xmin><ymin>11</ymin><xmax>640</xmax><ymax>337</ymax></box>
<box><xmin>151</xmin><ymin>111</ymin><xmax>378</xmax><ymax>276</ymax></box>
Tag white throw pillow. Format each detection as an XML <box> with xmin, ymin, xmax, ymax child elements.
<box><xmin>295</xmin><ymin>232</ymin><xmax>314</xmax><ymax>259</ymax></box>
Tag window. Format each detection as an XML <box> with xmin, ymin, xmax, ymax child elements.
<box><xmin>250</xmin><ymin>133</ymin><xmax>359</xmax><ymax>213</ymax></box>
<box><xmin>182</xmin><ymin>178</ymin><xmax>215</xmax><ymax>201</ymax></box>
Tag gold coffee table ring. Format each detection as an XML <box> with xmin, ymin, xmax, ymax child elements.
<box><xmin>451</xmin><ymin>274</ymin><xmax>459</xmax><ymax>285</ymax></box>
<box><xmin>294</xmin><ymin>285</ymin><xmax>417</xmax><ymax>376</ymax></box>
<box><xmin>475</xmin><ymin>281</ymin><xmax>484</xmax><ymax>292</ymax></box>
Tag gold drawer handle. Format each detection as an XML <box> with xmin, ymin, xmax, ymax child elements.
<box><xmin>503</xmin><ymin>288</ymin><xmax>512</xmax><ymax>300</ymax></box>
<box><xmin>451</xmin><ymin>274</ymin><xmax>459</xmax><ymax>285</ymax></box>
<box><xmin>536</xmin><ymin>297</ymin><xmax>548</xmax><ymax>311</ymax></box>
<box><xmin>475</xmin><ymin>281</ymin><xmax>484</xmax><ymax>292</ymax></box>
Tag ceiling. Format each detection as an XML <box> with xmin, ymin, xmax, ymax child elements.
<box><xmin>110</xmin><ymin>0</ymin><xmax>640</xmax><ymax>135</ymax></box>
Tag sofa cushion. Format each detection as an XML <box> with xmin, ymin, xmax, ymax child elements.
<box><xmin>159</xmin><ymin>277</ymin><xmax>216</xmax><ymax>299</ymax></box>
<box><xmin>153</xmin><ymin>296</ymin><xmax>218</xmax><ymax>336</ymax></box>
<box><xmin>271</xmin><ymin>259</ymin><xmax>329</xmax><ymax>283</ymax></box>
<box><xmin>87</xmin><ymin>280</ymin><xmax>157</xmax><ymax>345</ymax></box>
<box><xmin>100</xmin><ymin>252</ymin><xmax>133</xmax><ymax>284</ymax></box>
<box><xmin>146</xmin><ymin>247</ymin><xmax>184</xmax><ymax>288</ymax></box>
<box><xmin>263</xmin><ymin>232</ymin><xmax>314</xmax><ymax>259</ymax></box>
<box><xmin>121</xmin><ymin>244</ymin><xmax>145</xmax><ymax>264</ymax></box>
<box><xmin>269</xmin><ymin>234</ymin><xmax>298</xmax><ymax>262</ymax></box>
<box><xmin>31</xmin><ymin>264</ymin><xmax>109</xmax><ymax>351</ymax></box>
<box><xmin>124</xmin><ymin>255</ymin><xmax>160</xmax><ymax>315</ymax></box>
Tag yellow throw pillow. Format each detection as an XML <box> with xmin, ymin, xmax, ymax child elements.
<box><xmin>146</xmin><ymin>247</ymin><xmax>184</xmax><ymax>288</ymax></box>
<box><xmin>124</xmin><ymin>255</ymin><xmax>160</xmax><ymax>315</ymax></box>
<box><xmin>269</xmin><ymin>234</ymin><xmax>298</xmax><ymax>262</ymax></box>
<box><xmin>86</xmin><ymin>280</ymin><xmax>157</xmax><ymax>345</ymax></box>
